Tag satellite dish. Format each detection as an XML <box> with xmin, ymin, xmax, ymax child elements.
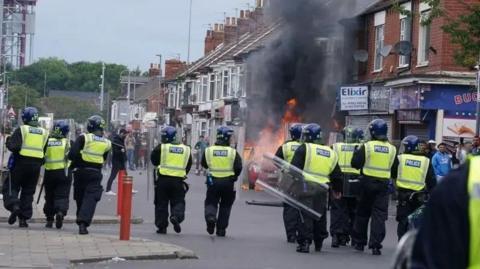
<box><xmin>380</xmin><ymin>45</ymin><xmax>393</xmax><ymax>57</ymax></box>
<box><xmin>353</xmin><ymin>50</ymin><xmax>369</xmax><ymax>62</ymax></box>
<box><xmin>394</xmin><ymin>41</ymin><xmax>413</xmax><ymax>56</ymax></box>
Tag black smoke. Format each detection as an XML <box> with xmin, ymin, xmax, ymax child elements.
<box><xmin>246</xmin><ymin>0</ymin><xmax>370</xmax><ymax>141</ymax></box>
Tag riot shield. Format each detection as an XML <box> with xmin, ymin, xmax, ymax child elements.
<box><xmin>391</xmin><ymin>230</ymin><xmax>417</xmax><ymax>269</ymax></box>
<box><xmin>257</xmin><ymin>153</ymin><xmax>329</xmax><ymax>220</ymax></box>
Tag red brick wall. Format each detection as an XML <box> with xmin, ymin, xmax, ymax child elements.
<box><xmin>359</xmin><ymin>0</ymin><xmax>474</xmax><ymax>82</ymax></box>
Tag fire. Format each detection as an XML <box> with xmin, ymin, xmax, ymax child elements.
<box><xmin>246</xmin><ymin>98</ymin><xmax>302</xmax><ymax>161</ymax></box>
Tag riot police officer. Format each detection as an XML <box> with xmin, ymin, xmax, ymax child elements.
<box><xmin>330</xmin><ymin>127</ymin><xmax>364</xmax><ymax>248</ymax></box>
<box><xmin>410</xmin><ymin>156</ymin><xmax>479</xmax><ymax>268</ymax></box>
<box><xmin>202</xmin><ymin>126</ymin><xmax>243</xmax><ymax>237</ymax></box>
<box><xmin>150</xmin><ymin>126</ymin><xmax>192</xmax><ymax>234</ymax></box>
<box><xmin>393</xmin><ymin>135</ymin><xmax>435</xmax><ymax>240</ymax></box>
<box><xmin>43</xmin><ymin>120</ymin><xmax>71</xmax><ymax>229</ymax></box>
<box><xmin>291</xmin><ymin>123</ymin><xmax>343</xmax><ymax>253</ymax></box>
<box><xmin>3</xmin><ymin>107</ymin><xmax>48</xmax><ymax>228</ymax></box>
<box><xmin>68</xmin><ymin>115</ymin><xmax>111</xmax><ymax>235</ymax></box>
<box><xmin>351</xmin><ymin>119</ymin><xmax>398</xmax><ymax>255</ymax></box>
<box><xmin>275</xmin><ymin>123</ymin><xmax>303</xmax><ymax>243</ymax></box>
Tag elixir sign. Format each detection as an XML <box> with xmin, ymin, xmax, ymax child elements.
<box><xmin>339</xmin><ymin>86</ymin><xmax>369</xmax><ymax>111</ymax></box>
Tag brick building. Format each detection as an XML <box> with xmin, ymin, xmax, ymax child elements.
<box><xmin>342</xmin><ymin>0</ymin><xmax>478</xmax><ymax>144</ymax></box>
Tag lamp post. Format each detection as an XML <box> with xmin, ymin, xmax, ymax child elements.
<box><xmin>120</xmin><ymin>70</ymin><xmax>132</xmax><ymax>102</ymax></box>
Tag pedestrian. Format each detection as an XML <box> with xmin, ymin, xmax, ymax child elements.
<box><xmin>138</xmin><ymin>134</ymin><xmax>147</xmax><ymax>169</ymax></box>
<box><xmin>43</xmin><ymin>120</ymin><xmax>71</xmax><ymax>229</ymax></box>
<box><xmin>202</xmin><ymin>126</ymin><xmax>243</xmax><ymax>237</ymax></box>
<box><xmin>290</xmin><ymin>123</ymin><xmax>343</xmax><ymax>253</ymax></box>
<box><xmin>274</xmin><ymin>123</ymin><xmax>303</xmax><ymax>243</ymax></box>
<box><xmin>150</xmin><ymin>126</ymin><xmax>192</xmax><ymax>234</ymax></box>
<box><xmin>194</xmin><ymin>135</ymin><xmax>209</xmax><ymax>175</ymax></box>
<box><xmin>2</xmin><ymin>107</ymin><xmax>49</xmax><ymax>228</ymax></box>
<box><xmin>456</xmin><ymin>141</ymin><xmax>472</xmax><ymax>166</ymax></box>
<box><xmin>393</xmin><ymin>135</ymin><xmax>436</xmax><ymax>241</ymax></box>
<box><xmin>105</xmin><ymin>129</ymin><xmax>128</xmax><ymax>195</ymax></box>
<box><xmin>125</xmin><ymin>132</ymin><xmax>135</xmax><ymax>170</ymax></box>
<box><xmin>330</xmin><ymin>127</ymin><xmax>364</xmax><ymax>248</ymax></box>
<box><xmin>410</xmin><ymin>156</ymin><xmax>480</xmax><ymax>268</ymax></box>
<box><xmin>431</xmin><ymin>142</ymin><xmax>452</xmax><ymax>183</ymax></box>
<box><xmin>471</xmin><ymin>135</ymin><xmax>480</xmax><ymax>155</ymax></box>
<box><xmin>69</xmin><ymin>115</ymin><xmax>111</xmax><ymax>235</ymax></box>
<box><xmin>427</xmin><ymin>140</ymin><xmax>437</xmax><ymax>159</ymax></box>
<box><xmin>351</xmin><ymin>119</ymin><xmax>398</xmax><ymax>255</ymax></box>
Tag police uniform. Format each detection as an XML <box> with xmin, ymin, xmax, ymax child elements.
<box><xmin>69</xmin><ymin>133</ymin><xmax>111</xmax><ymax>228</ymax></box>
<box><xmin>3</xmin><ymin>125</ymin><xmax>48</xmax><ymax>222</ymax></box>
<box><xmin>202</xmin><ymin>143</ymin><xmax>243</xmax><ymax>235</ymax></box>
<box><xmin>43</xmin><ymin>137</ymin><xmax>71</xmax><ymax>223</ymax></box>
<box><xmin>330</xmin><ymin>142</ymin><xmax>361</xmax><ymax>245</ymax></box>
<box><xmin>411</xmin><ymin>158</ymin><xmax>479</xmax><ymax>268</ymax></box>
<box><xmin>351</xmin><ymin>140</ymin><xmax>398</xmax><ymax>251</ymax></box>
<box><xmin>291</xmin><ymin>143</ymin><xmax>343</xmax><ymax>250</ymax></box>
<box><xmin>394</xmin><ymin>153</ymin><xmax>435</xmax><ymax>240</ymax></box>
<box><xmin>275</xmin><ymin>140</ymin><xmax>301</xmax><ymax>242</ymax></box>
<box><xmin>150</xmin><ymin>142</ymin><xmax>192</xmax><ymax>232</ymax></box>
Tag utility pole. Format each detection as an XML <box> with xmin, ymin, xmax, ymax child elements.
<box><xmin>476</xmin><ymin>54</ymin><xmax>480</xmax><ymax>135</ymax></box>
<box><xmin>100</xmin><ymin>63</ymin><xmax>106</xmax><ymax>111</ymax></box>
<box><xmin>127</xmin><ymin>71</ymin><xmax>131</xmax><ymax>103</ymax></box>
<box><xmin>43</xmin><ymin>72</ymin><xmax>47</xmax><ymax>97</ymax></box>
<box><xmin>187</xmin><ymin>0</ymin><xmax>193</xmax><ymax>64</ymax></box>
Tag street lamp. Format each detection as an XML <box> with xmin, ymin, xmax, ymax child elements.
<box><xmin>119</xmin><ymin>70</ymin><xmax>132</xmax><ymax>102</ymax></box>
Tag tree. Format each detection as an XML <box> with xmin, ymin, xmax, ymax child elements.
<box><xmin>13</xmin><ymin>58</ymin><xmax>71</xmax><ymax>94</ymax></box>
<box><xmin>8</xmin><ymin>84</ymin><xmax>40</xmax><ymax>112</ymax></box>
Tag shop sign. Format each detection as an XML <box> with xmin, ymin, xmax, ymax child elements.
<box><xmin>370</xmin><ymin>86</ymin><xmax>391</xmax><ymax>112</ymax></box>
<box><xmin>339</xmin><ymin>86</ymin><xmax>369</xmax><ymax>111</ymax></box>
<box><xmin>422</xmin><ymin>85</ymin><xmax>477</xmax><ymax>111</ymax></box>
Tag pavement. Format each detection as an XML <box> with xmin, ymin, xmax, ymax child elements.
<box><xmin>0</xmin><ymin>225</ymin><xmax>196</xmax><ymax>268</ymax></box>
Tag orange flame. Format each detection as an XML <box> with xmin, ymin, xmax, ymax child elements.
<box><xmin>246</xmin><ymin>98</ymin><xmax>302</xmax><ymax>161</ymax></box>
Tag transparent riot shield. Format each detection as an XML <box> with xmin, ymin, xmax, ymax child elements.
<box><xmin>391</xmin><ymin>230</ymin><xmax>417</xmax><ymax>269</ymax></box>
<box><xmin>257</xmin><ymin>153</ymin><xmax>329</xmax><ymax>220</ymax></box>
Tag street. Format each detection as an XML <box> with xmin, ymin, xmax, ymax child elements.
<box><xmin>72</xmin><ymin>169</ymin><xmax>398</xmax><ymax>269</ymax></box>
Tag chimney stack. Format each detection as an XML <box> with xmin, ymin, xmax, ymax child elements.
<box><xmin>204</xmin><ymin>23</ymin><xmax>225</xmax><ymax>55</ymax></box>
<box><xmin>165</xmin><ymin>59</ymin><xmax>187</xmax><ymax>81</ymax></box>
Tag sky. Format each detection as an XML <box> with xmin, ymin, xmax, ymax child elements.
<box><xmin>34</xmin><ymin>0</ymin><xmax>255</xmax><ymax>70</ymax></box>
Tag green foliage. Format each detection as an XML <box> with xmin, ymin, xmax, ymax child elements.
<box><xmin>10</xmin><ymin>58</ymin><xmax>128</xmax><ymax>98</ymax></box>
<box><xmin>8</xmin><ymin>84</ymin><xmax>40</xmax><ymax>111</ymax></box>
<box><xmin>442</xmin><ymin>3</ymin><xmax>480</xmax><ymax>67</ymax></box>
<box><xmin>39</xmin><ymin>96</ymin><xmax>100</xmax><ymax>122</ymax></box>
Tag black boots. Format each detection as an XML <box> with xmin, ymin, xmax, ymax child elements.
<box><xmin>78</xmin><ymin>223</ymin><xmax>88</xmax><ymax>235</ymax></box>
<box><xmin>170</xmin><ymin>216</ymin><xmax>181</xmax><ymax>234</ymax></box>
<box><xmin>372</xmin><ymin>248</ymin><xmax>382</xmax><ymax>255</ymax></box>
<box><xmin>296</xmin><ymin>242</ymin><xmax>310</xmax><ymax>253</ymax></box>
<box><xmin>287</xmin><ymin>235</ymin><xmax>297</xmax><ymax>243</ymax></box>
<box><xmin>18</xmin><ymin>218</ymin><xmax>28</xmax><ymax>228</ymax></box>
<box><xmin>354</xmin><ymin>244</ymin><xmax>365</xmax><ymax>252</ymax></box>
<box><xmin>55</xmin><ymin>212</ymin><xmax>64</xmax><ymax>229</ymax></box>
<box><xmin>45</xmin><ymin>219</ymin><xmax>54</xmax><ymax>228</ymax></box>
<box><xmin>216</xmin><ymin>229</ymin><xmax>226</xmax><ymax>237</ymax></box>
<box><xmin>314</xmin><ymin>240</ymin><xmax>324</xmax><ymax>252</ymax></box>
<box><xmin>8</xmin><ymin>206</ymin><xmax>20</xmax><ymax>225</ymax></box>
<box><xmin>156</xmin><ymin>227</ymin><xmax>167</xmax><ymax>234</ymax></box>
<box><xmin>331</xmin><ymin>235</ymin><xmax>340</xmax><ymax>248</ymax></box>
<box><xmin>206</xmin><ymin>216</ymin><xmax>216</xmax><ymax>235</ymax></box>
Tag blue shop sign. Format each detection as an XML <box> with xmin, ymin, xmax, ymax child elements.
<box><xmin>422</xmin><ymin>85</ymin><xmax>477</xmax><ymax>111</ymax></box>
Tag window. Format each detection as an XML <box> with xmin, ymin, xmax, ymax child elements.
<box><xmin>239</xmin><ymin>66</ymin><xmax>246</xmax><ymax>97</ymax></box>
<box><xmin>194</xmin><ymin>80</ymin><xmax>200</xmax><ymax>104</ymax></box>
<box><xmin>215</xmin><ymin>72</ymin><xmax>221</xmax><ymax>99</ymax></box>
<box><xmin>209</xmin><ymin>74</ymin><xmax>215</xmax><ymax>101</ymax></box>
<box><xmin>373</xmin><ymin>11</ymin><xmax>386</xmax><ymax>72</ymax></box>
<box><xmin>201</xmin><ymin>76</ymin><xmax>208</xmax><ymax>102</ymax></box>
<box><xmin>374</xmin><ymin>25</ymin><xmax>384</xmax><ymax>71</ymax></box>
<box><xmin>399</xmin><ymin>2</ymin><xmax>411</xmax><ymax>67</ymax></box>
<box><xmin>176</xmin><ymin>84</ymin><xmax>182</xmax><ymax>109</ymax></box>
<box><xmin>223</xmin><ymin>70</ymin><xmax>229</xmax><ymax>98</ymax></box>
<box><xmin>230</xmin><ymin>67</ymin><xmax>238</xmax><ymax>97</ymax></box>
<box><xmin>418</xmin><ymin>10</ymin><xmax>431</xmax><ymax>66</ymax></box>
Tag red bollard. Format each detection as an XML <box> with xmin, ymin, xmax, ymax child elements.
<box><xmin>117</xmin><ymin>170</ymin><xmax>126</xmax><ymax>216</ymax></box>
<box><xmin>120</xmin><ymin>175</ymin><xmax>133</xmax><ymax>240</ymax></box>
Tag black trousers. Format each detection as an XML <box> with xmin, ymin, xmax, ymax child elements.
<box><xmin>2</xmin><ymin>161</ymin><xmax>42</xmax><ymax>220</ymax></box>
<box><xmin>204</xmin><ymin>178</ymin><xmax>236</xmax><ymax>230</ymax></box>
<box><xmin>283</xmin><ymin>203</ymin><xmax>299</xmax><ymax>239</ymax></box>
<box><xmin>296</xmin><ymin>187</ymin><xmax>328</xmax><ymax>245</ymax></box>
<box><xmin>73</xmin><ymin>168</ymin><xmax>103</xmax><ymax>227</ymax></box>
<box><xmin>43</xmin><ymin>169</ymin><xmax>71</xmax><ymax>219</ymax></box>
<box><xmin>154</xmin><ymin>177</ymin><xmax>186</xmax><ymax>229</ymax></box>
<box><xmin>352</xmin><ymin>178</ymin><xmax>389</xmax><ymax>249</ymax></box>
<box><xmin>396</xmin><ymin>190</ymin><xmax>421</xmax><ymax>240</ymax></box>
<box><xmin>106</xmin><ymin>165</ymin><xmax>123</xmax><ymax>192</ymax></box>
<box><xmin>330</xmin><ymin>195</ymin><xmax>357</xmax><ymax>237</ymax></box>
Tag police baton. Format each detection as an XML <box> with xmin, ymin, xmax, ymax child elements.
<box><xmin>36</xmin><ymin>179</ymin><xmax>44</xmax><ymax>205</ymax></box>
